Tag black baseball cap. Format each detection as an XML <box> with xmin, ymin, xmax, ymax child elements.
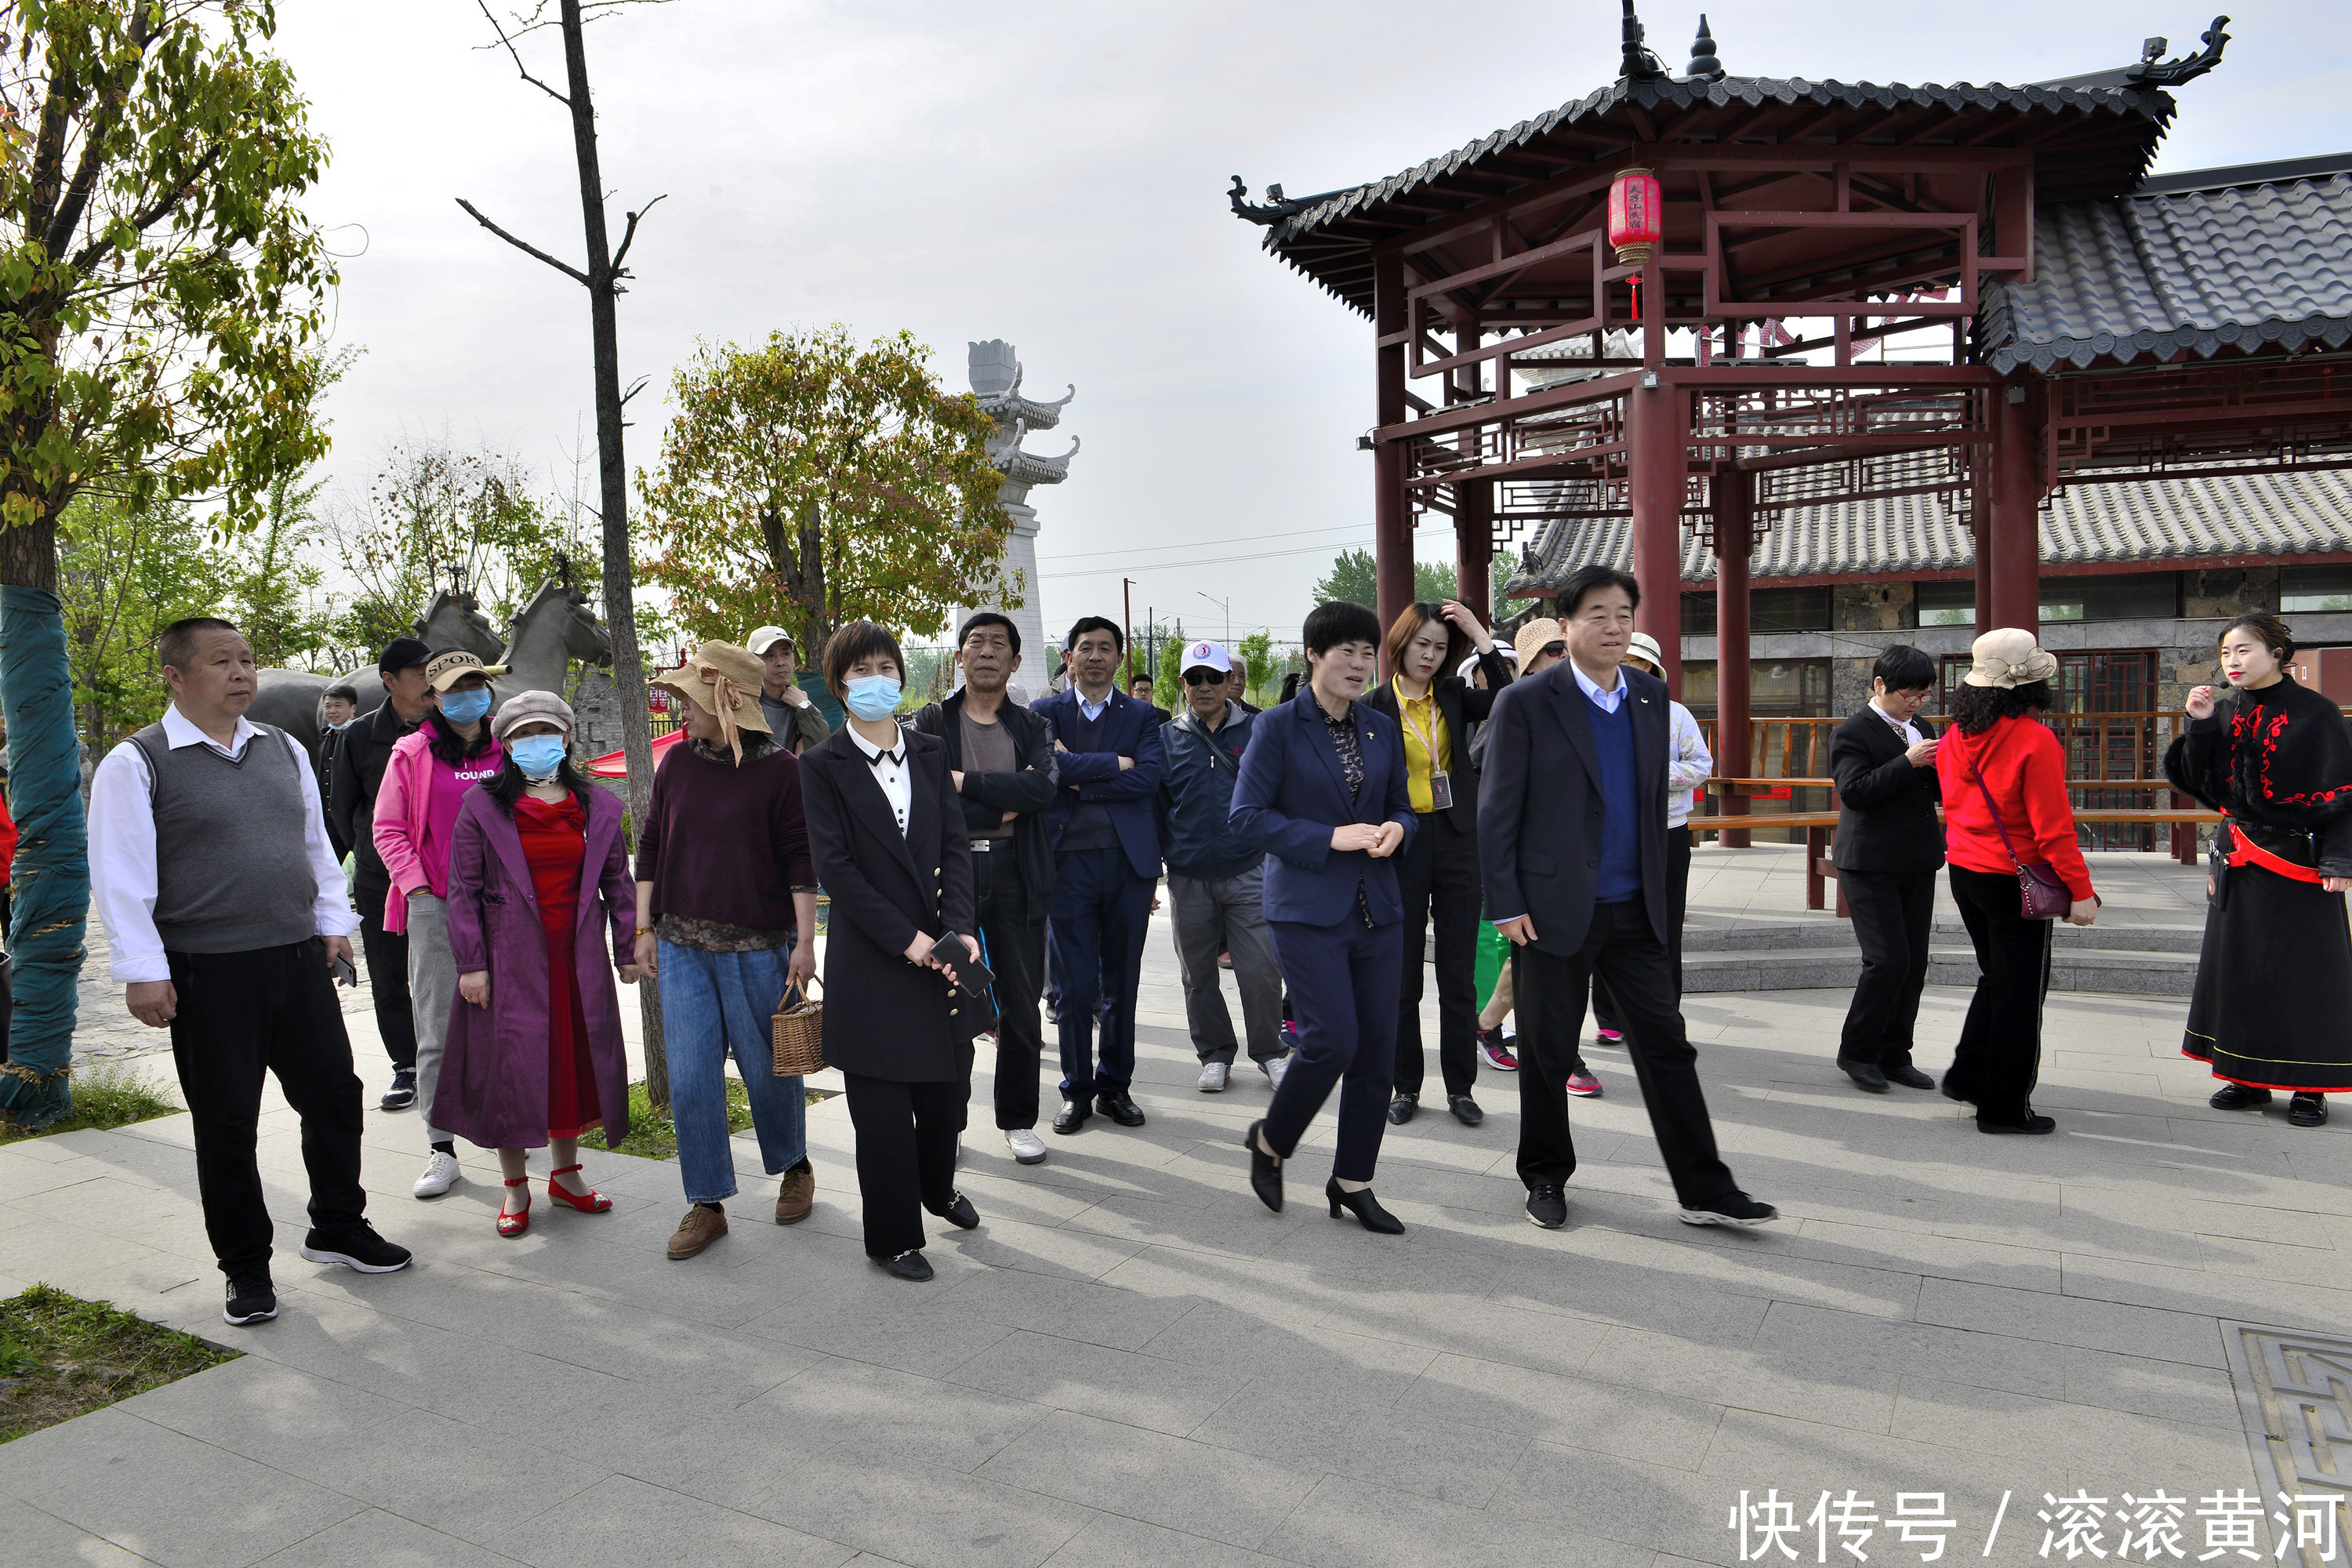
<box><xmin>378</xmin><ymin>636</ymin><xmax>431</xmax><ymax>674</ymax></box>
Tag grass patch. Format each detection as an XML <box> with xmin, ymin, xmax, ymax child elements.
<box><xmin>0</xmin><ymin>1062</ymin><xmax>179</xmax><ymax>1145</ymax></box>
<box><xmin>579</xmin><ymin>1077</ymin><xmax>836</xmax><ymax>1162</ymax></box>
<box><xmin>0</xmin><ymin>1283</ymin><xmax>236</xmax><ymax>1443</ymax></box>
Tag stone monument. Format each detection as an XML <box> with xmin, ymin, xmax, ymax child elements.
<box><xmin>960</xmin><ymin>339</ymin><xmax>1077</xmax><ymax>675</ymax></box>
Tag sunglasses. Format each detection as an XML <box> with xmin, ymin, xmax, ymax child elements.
<box><xmin>1182</xmin><ymin>669</ymin><xmax>1225</xmax><ymax>687</ymax></box>
<box><xmin>1537</xmin><ymin>641</ymin><xmax>1566</xmax><ymax>659</ymax></box>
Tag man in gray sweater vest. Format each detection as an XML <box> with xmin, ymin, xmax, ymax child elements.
<box><xmin>90</xmin><ymin>619</ymin><xmax>411</xmax><ymax>1327</ymax></box>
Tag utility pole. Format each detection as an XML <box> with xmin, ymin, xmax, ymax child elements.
<box><xmin>1198</xmin><ymin>590</ymin><xmax>1232</xmax><ymax>645</ymax></box>
<box><xmin>1122</xmin><ymin>576</ymin><xmax>1135</xmax><ymax>686</ymax></box>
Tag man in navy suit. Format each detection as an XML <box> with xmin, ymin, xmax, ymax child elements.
<box><xmin>1479</xmin><ymin>565</ymin><xmax>1776</xmax><ymax>1232</ymax></box>
<box><xmin>1034</xmin><ymin>616</ymin><xmax>1164</xmax><ymax>1134</ymax></box>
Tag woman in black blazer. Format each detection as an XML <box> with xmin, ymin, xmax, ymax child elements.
<box><xmin>1828</xmin><ymin>644</ymin><xmax>1945</xmax><ymax>1094</ymax></box>
<box><xmin>1363</xmin><ymin>600</ymin><xmax>1513</xmax><ymax>1127</ymax></box>
<box><xmin>799</xmin><ymin>622</ymin><xmax>983</xmax><ymax>1281</ymax></box>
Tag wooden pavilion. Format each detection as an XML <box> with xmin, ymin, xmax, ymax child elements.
<box><xmin>1229</xmin><ymin>5</ymin><xmax>2352</xmax><ymax>840</ymax></box>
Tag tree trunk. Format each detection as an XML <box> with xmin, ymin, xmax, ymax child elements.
<box><xmin>0</xmin><ymin>510</ymin><xmax>84</xmax><ymax>1128</ymax></box>
<box><xmin>558</xmin><ymin>2</ymin><xmax>667</xmax><ymax>1106</ymax></box>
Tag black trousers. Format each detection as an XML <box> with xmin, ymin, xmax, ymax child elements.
<box><xmin>1515</xmin><ymin>901</ymin><xmax>1736</xmax><ymax>1207</ymax></box>
<box><xmin>1837</xmin><ymin>868</ymin><xmax>1938</xmax><ymax>1069</ymax></box>
<box><xmin>1265</xmin><ymin>917</ymin><xmax>1399</xmax><ymax>1183</ymax></box>
<box><xmin>1049</xmin><ymin>847</ymin><xmax>1153</xmax><ymax>1102</ymax></box>
<box><xmin>167</xmin><ymin>940</ymin><xmax>369</xmax><ymax>1278</ymax></box>
<box><xmin>354</xmin><ymin>888</ymin><xmax>416</xmax><ymax>1073</ymax></box>
<box><xmin>1944</xmin><ymin>865</ymin><xmax>2052</xmax><ymax>1120</ymax></box>
<box><xmin>1392</xmin><ymin>812</ymin><xmax>1481</xmax><ymax>1101</ymax></box>
<box><xmin>972</xmin><ymin>847</ymin><xmax>1047</xmax><ymax>1131</ymax></box>
<box><xmin>1591</xmin><ymin>827</ymin><xmax>1692</xmax><ymax>1035</ymax></box>
<box><xmin>842</xmin><ymin>1047</ymin><xmax>973</xmax><ymax>1259</ymax></box>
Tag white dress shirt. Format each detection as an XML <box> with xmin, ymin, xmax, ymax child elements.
<box><xmin>1871</xmin><ymin>699</ymin><xmax>1924</xmax><ymax>746</ymax></box>
<box><xmin>1076</xmin><ymin>690</ymin><xmax>1111</xmax><ymax>723</ymax></box>
<box><xmin>848</xmin><ymin>721</ymin><xmax>913</xmax><ymax>837</ymax></box>
<box><xmin>89</xmin><ymin>705</ymin><xmax>357</xmax><ymax>985</ymax></box>
<box><xmin>1571</xmin><ymin>659</ymin><xmax>1627</xmax><ymax>713</ymax></box>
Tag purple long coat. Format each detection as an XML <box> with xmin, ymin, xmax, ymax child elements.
<box><xmin>437</xmin><ymin>785</ymin><xmax>637</xmax><ymax>1151</ymax></box>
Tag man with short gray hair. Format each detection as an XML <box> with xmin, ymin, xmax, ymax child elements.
<box><xmin>90</xmin><ymin>618</ymin><xmax>409</xmax><ymax>1330</ymax></box>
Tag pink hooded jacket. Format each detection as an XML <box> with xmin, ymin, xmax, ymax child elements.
<box><xmin>372</xmin><ymin>728</ymin><xmax>503</xmax><ymax>932</ymax></box>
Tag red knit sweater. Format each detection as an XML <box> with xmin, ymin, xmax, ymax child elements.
<box><xmin>1935</xmin><ymin>713</ymin><xmax>2096</xmax><ymax>902</ymax></box>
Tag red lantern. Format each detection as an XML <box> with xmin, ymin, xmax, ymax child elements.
<box><xmin>1608</xmin><ymin>167</ymin><xmax>1661</xmax><ymax>267</ymax></box>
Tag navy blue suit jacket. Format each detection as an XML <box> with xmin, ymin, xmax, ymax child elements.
<box><xmin>1229</xmin><ymin>690</ymin><xmax>1417</xmax><ymax>927</ymax></box>
<box><xmin>1476</xmin><ymin>662</ymin><xmax>1675</xmax><ymax>956</ymax></box>
<box><xmin>1034</xmin><ymin>688</ymin><xmax>1164</xmax><ymax>880</ymax></box>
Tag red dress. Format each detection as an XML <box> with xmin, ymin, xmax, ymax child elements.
<box><xmin>514</xmin><ymin>794</ymin><xmax>603</xmax><ymax>1138</ymax></box>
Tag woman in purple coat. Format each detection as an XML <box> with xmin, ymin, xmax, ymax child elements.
<box><xmin>442</xmin><ymin>692</ymin><xmax>641</xmax><ymax>1236</ymax></box>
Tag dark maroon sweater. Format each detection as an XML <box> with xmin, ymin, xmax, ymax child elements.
<box><xmin>634</xmin><ymin>742</ymin><xmax>817</xmax><ymax>932</ymax></box>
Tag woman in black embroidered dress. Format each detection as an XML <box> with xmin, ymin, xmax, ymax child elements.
<box><xmin>2165</xmin><ymin>612</ymin><xmax>2352</xmax><ymax>1127</ymax></box>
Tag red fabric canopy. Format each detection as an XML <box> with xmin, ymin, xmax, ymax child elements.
<box><xmin>583</xmin><ymin>728</ymin><xmax>683</xmax><ymax>779</ymax></box>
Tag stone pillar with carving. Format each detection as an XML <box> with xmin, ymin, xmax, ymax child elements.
<box><xmin>956</xmin><ymin>339</ymin><xmax>1077</xmax><ymax>688</ymax></box>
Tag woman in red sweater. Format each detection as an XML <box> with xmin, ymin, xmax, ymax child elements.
<box><xmin>1934</xmin><ymin>630</ymin><xmax>2099</xmax><ymax>1134</ymax></box>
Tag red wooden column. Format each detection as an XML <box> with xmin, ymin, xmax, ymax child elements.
<box><xmin>1627</xmin><ymin>375</ymin><xmax>1686</xmax><ymax>693</ymax></box>
<box><xmin>1454</xmin><ymin>321</ymin><xmax>1494</xmax><ymax>622</ymax></box>
<box><xmin>1986</xmin><ymin>380</ymin><xmax>2042</xmax><ymax>638</ymax></box>
<box><xmin>1715</xmin><ymin>470</ymin><xmax>1754</xmax><ymax>848</ymax></box>
<box><xmin>1970</xmin><ymin>460</ymin><xmax>1994</xmax><ymax>642</ymax></box>
<box><xmin>1372</xmin><ymin>252</ymin><xmax>1414</xmax><ymax>666</ymax></box>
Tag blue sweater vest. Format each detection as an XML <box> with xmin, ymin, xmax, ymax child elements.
<box><xmin>1588</xmin><ymin>695</ymin><xmax>1642</xmax><ymax>902</ymax></box>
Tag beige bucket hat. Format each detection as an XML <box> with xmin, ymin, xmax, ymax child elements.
<box><xmin>649</xmin><ymin>641</ymin><xmax>771</xmax><ymax>762</ymax></box>
<box><xmin>1962</xmin><ymin>628</ymin><xmax>2059</xmax><ymax>689</ymax></box>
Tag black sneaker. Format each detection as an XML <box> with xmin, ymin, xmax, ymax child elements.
<box><xmin>380</xmin><ymin>1069</ymin><xmax>417</xmax><ymax>1111</ymax></box>
<box><xmin>299</xmin><ymin>1222</ymin><xmax>412</xmax><ymax>1274</ymax></box>
<box><xmin>223</xmin><ymin>1275</ymin><xmax>278</xmax><ymax>1326</ymax></box>
<box><xmin>1679</xmin><ymin>1192</ymin><xmax>1779</xmax><ymax>1228</ymax></box>
<box><xmin>1525</xmin><ymin>1184</ymin><xmax>1568</xmax><ymax>1229</ymax></box>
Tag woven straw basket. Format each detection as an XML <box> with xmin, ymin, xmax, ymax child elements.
<box><xmin>771</xmin><ymin>977</ymin><xmax>825</xmax><ymax>1076</ymax></box>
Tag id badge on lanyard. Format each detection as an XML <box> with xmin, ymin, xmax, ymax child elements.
<box><xmin>1428</xmin><ymin>769</ymin><xmax>1454</xmax><ymax>812</ymax></box>
<box><xmin>1398</xmin><ymin>680</ymin><xmax>1452</xmax><ymax>811</ymax></box>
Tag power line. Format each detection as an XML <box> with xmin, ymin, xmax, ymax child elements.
<box><xmin>1036</xmin><ymin>521</ymin><xmax>1372</xmax><ymax>564</ymax></box>
<box><xmin>1040</xmin><ymin>538</ymin><xmax>1372</xmax><ymax>580</ymax></box>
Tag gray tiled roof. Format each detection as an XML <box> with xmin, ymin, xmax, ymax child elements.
<box><xmin>1504</xmin><ymin>467</ymin><xmax>2352</xmax><ymax>592</ymax></box>
<box><xmin>1980</xmin><ymin>174</ymin><xmax>2352</xmax><ymax>373</ymax></box>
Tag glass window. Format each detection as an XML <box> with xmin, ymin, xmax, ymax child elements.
<box><xmin>2282</xmin><ymin>564</ymin><xmax>2352</xmax><ymax>613</ymax></box>
<box><xmin>1682</xmin><ymin>592</ymin><xmax>1718</xmax><ymax>636</ymax></box>
<box><xmin>2039</xmin><ymin>572</ymin><xmax>2178</xmax><ymax>623</ymax></box>
<box><xmin>1753</xmin><ymin>586</ymin><xmax>1831</xmax><ymax>632</ymax></box>
<box><xmin>1917</xmin><ymin>579</ymin><xmax>1974</xmax><ymax>626</ymax></box>
<box><xmin>1679</xmin><ymin>659</ymin><xmax>1830</xmax><ymax>717</ymax></box>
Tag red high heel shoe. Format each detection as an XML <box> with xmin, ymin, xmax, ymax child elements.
<box><xmin>546</xmin><ymin>1163</ymin><xmax>612</xmax><ymax>1214</ymax></box>
<box><xmin>497</xmin><ymin>1177</ymin><xmax>531</xmax><ymax>1238</ymax></box>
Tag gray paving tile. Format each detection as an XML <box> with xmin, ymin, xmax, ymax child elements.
<box><xmin>1187</xmin><ymin>1378</ymin><xmax>1526</xmax><ymax>1507</ymax></box>
<box><xmin>1913</xmin><ymin>1277</ymin><xmax>2223</xmax><ymax>1367</ymax></box>
<box><xmin>0</xmin><ymin>1406</ymin><xmax>366</xmax><ymax>1568</ymax></box>
<box><xmin>946</xmin><ymin>1329</ymin><xmax>1248</xmax><ymax>1437</ymax></box>
<box><xmin>1135</xmin><ymin>1301</ymin><xmax>1439</xmax><ymax>1406</ymax></box>
<box><xmin>935</xmin><ymin>1265</ymin><xmax>1197</xmax><ymax>1352</ymax></box>
<box><xmin>1261</xmin><ymin>1472</ymin><xmax>1652</xmax><ymax>1568</ymax></box>
<box><xmin>735</xmin><ymin>1439</ymin><xmax>1097</xmax><ymax>1568</ymax></box>
<box><xmin>1887</xmin><ymin>1377</ymin><xmax>2259</xmax><ymax>1478</ymax></box>
<box><xmin>251</xmin><ymin>1508</ymin><xmax>524</xmax><ymax>1566</ymax></box>
<box><xmin>118</xmin><ymin>1356</ymin><xmax>408</xmax><ymax>1472</ymax></box>
<box><xmin>1400</xmin><ymin>1351</ymin><xmax>1724</xmax><ymax>1464</ymax></box>
<box><xmin>1487</xmin><ymin>1257</ymin><xmax>1772</xmax><ymax>1348</ymax></box>
<box><xmin>978</xmin><ymin>1408</ymin><xmax>1319</xmax><ymax>1549</ymax></box>
<box><xmin>0</xmin><ymin>1494</ymin><xmax>154</xmax><ymax>1566</ymax></box>
<box><xmin>488</xmin><ymin>1474</ymin><xmax>856</xmax><ymax>1568</ymax></box>
<box><xmin>1036</xmin><ymin>1511</ymin><xmax>1301</xmax><ymax>1568</ymax></box>
<box><xmin>750</xmin><ymin>1353</ymin><xmax>1048</xmax><ymax>1472</ymax></box>
<box><xmin>266</xmin><ymin>1406</ymin><xmax>603</xmax><ymax>1544</ymax></box>
<box><xmin>1577</xmin><ymin>1322</ymin><xmax>1899</xmax><ymax>1434</ymax></box>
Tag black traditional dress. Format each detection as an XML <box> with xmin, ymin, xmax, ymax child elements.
<box><xmin>2163</xmin><ymin>673</ymin><xmax>2352</xmax><ymax>1093</ymax></box>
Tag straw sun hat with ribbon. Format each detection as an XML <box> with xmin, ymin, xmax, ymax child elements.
<box><xmin>650</xmin><ymin>641</ymin><xmax>770</xmax><ymax>762</ymax></box>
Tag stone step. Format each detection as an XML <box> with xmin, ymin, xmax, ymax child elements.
<box><xmin>1681</xmin><ymin>943</ymin><xmax>2198</xmax><ymax>996</ymax></box>
<box><xmin>1678</xmin><ymin>919</ymin><xmax>2204</xmax><ymax>955</ymax></box>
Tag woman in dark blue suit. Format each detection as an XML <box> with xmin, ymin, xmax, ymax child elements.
<box><xmin>1229</xmin><ymin>601</ymin><xmax>1417</xmax><ymax>1232</ymax></box>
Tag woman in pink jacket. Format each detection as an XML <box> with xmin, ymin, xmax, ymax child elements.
<box><xmin>373</xmin><ymin>649</ymin><xmax>505</xmax><ymax>1200</ymax></box>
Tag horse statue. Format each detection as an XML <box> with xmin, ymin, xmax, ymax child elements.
<box><xmin>488</xmin><ymin>576</ymin><xmax>612</xmax><ymax>706</ymax></box>
<box><xmin>245</xmin><ymin>590</ymin><xmax>508</xmax><ymax>763</ymax></box>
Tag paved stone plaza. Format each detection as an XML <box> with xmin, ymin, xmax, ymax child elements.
<box><xmin>0</xmin><ymin>846</ymin><xmax>2343</xmax><ymax>1567</ymax></box>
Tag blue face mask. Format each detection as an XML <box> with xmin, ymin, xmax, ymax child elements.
<box><xmin>509</xmin><ymin>735</ymin><xmax>568</xmax><ymax>781</ymax></box>
<box><xmin>441</xmin><ymin>688</ymin><xmax>492</xmax><ymax>726</ymax></box>
<box><xmin>843</xmin><ymin>674</ymin><xmax>902</xmax><ymax>721</ymax></box>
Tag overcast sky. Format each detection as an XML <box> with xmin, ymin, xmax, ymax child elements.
<box><xmin>272</xmin><ymin>0</ymin><xmax>2347</xmax><ymax>650</ymax></box>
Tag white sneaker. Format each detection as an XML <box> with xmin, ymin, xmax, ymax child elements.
<box><xmin>412</xmin><ymin>1149</ymin><xmax>460</xmax><ymax>1199</ymax></box>
<box><xmin>1004</xmin><ymin>1129</ymin><xmax>1047</xmax><ymax>1166</ymax></box>
<box><xmin>1197</xmin><ymin>1061</ymin><xmax>1230</xmax><ymax>1093</ymax></box>
<box><xmin>1265</xmin><ymin>1053</ymin><xmax>1293</xmax><ymax>1091</ymax></box>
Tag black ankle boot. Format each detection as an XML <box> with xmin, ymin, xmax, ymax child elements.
<box><xmin>1243</xmin><ymin>1120</ymin><xmax>1283</xmax><ymax>1213</ymax></box>
<box><xmin>1325</xmin><ymin>1178</ymin><xmax>1404</xmax><ymax>1234</ymax></box>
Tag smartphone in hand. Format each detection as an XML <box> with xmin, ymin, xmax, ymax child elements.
<box><xmin>331</xmin><ymin>953</ymin><xmax>359</xmax><ymax>989</ymax></box>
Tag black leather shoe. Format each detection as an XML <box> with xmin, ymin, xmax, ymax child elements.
<box><xmin>1447</xmin><ymin>1095</ymin><xmax>1484</xmax><ymax>1127</ymax></box>
<box><xmin>1099</xmin><ymin>1091</ymin><xmax>1147</xmax><ymax>1127</ymax></box>
<box><xmin>878</xmin><ymin>1250</ymin><xmax>933</xmax><ymax>1281</ymax></box>
<box><xmin>1326</xmin><ymin>1178</ymin><xmax>1404</xmax><ymax>1234</ymax></box>
<box><xmin>1387</xmin><ymin>1094</ymin><xmax>1417</xmax><ymax>1125</ymax></box>
<box><xmin>1052</xmin><ymin>1098</ymin><xmax>1091</xmax><ymax>1135</ymax></box>
<box><xmin>1885</xmin><ymin>1062</ymin><xmax>1936</xmax><ymax>1090</ymax></box>
<box><xmin>932</xmin><ymin>1192</ymin><xmax>980</xmax><ymax>1230</ymax></box>
<box><xmin>2211</xmin><ymin>1083</ymin><xmax>2273</xmax><ymax>1111</ymax></box>
<box><xmin>1525</xmin><ymin>1184</ymin><xmax>1568</xmax><ymax>1229</ymax></box>
<box><xmin>2288</xmin><ymin>1093</ymin><xmax>2329</xmax><ymax>1128</ymax></box>
<box><xmin>1976</xmin><ymin>1106</ymin><xmax>2056</xmax><ymax>1134</ymax></box>
<box><xmin>1243</xmin><ymin>1119</ymin><xmax>1283</xmax><ymax>1213</ymax></box>
<box><xmin>1837</xmin><ymin>1058</ymin><xmax>1889</xmax><ymax>1093</ymax></box>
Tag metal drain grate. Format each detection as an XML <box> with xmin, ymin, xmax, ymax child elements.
<box><xmin>2223</xmin><ymin>1321</ymin><xmax>2352</xmax><ymax>1567</ymax></box>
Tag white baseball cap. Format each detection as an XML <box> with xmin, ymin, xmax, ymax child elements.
<box><xmin>746</xmin><ymin>626</ymin><xmax>794</xmax><ymax>657</ymax></box>
<box><xmin>1180</xmin><ymin>640</ymin><xmax>1232</xmax><ymax>676</ymax></box>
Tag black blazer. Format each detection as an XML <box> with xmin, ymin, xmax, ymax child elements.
<box><xmin>1829</xmin><ymin>706</ymin><xmax>1944</xmax><ymax>873</ymax></box>
<box><xmin>1476</xmin><ymin>662</ymin><xmax>1675</xmax><ymax>955</ymax></box>
<box><xmin>800</xmin><ymin>724</ymin><xmax>978</xmax><ymax>1083</ymax></box>
<box><xmin>1362</xmin><ymin>647</ymin><xmax>1514</xmax><ymax>839</ymax></box>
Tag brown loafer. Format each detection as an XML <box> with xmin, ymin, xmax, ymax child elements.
<box><xmin>666</xmin><ymin>1203</ymin><xmax>728</xmax><ymax>1260</ymax></box>
<box><xmin>775</xmin><ymin>1163</ymin><xmax>815</xmax><ymax>1225</ymax></box>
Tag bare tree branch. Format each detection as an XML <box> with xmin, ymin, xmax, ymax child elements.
<box><xmin>475</xmin><ymin>0</ymin><xmax>571</xmax><ymax>106</ymax></box>
<box><xmin>496</xmin><ymin>0</ymin><xmax>683</xmax><ymax>40</ymax></box>
<box><xmin>609</xmin><ymin>192</ymin><xmax>666</xmax><ymax>274</ymax></box>
<box><xmin>620</xmin><ymin>375</ymin><xmax>650</xmax><ymax>406</ymax></box>
<box><xmin>455</xmin><ymin>198</ymin><xmax>590</xmax><ymax>285</ymax></box>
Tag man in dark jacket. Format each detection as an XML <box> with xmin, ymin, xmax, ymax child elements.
<box><xmin>1828</xmin><ymin>644</ymin><xmax>1944</xmax><ymax>1093</ymax></box>
<box><xmin>909</xmin><ymin>612</ymin><xmax>1060</xmax><ymax>1165</ymax></box>
<box><xmin>1158</xmin><ymin>641</ymin><xmax>1286</xmax><ymax>1094</ymax></box>
<box><xmin>327</xmin><ymin>637</ymin><xmax>433</xmax><ymax>1110</ymax></box>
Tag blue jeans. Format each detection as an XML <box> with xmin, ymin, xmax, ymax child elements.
<box><xmin>658</xmin><ymin>938</ymin><xmax>808</xmax><ymax>1204</ymax></box>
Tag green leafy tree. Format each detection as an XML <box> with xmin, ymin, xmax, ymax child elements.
<box><xmin>222</xmin><ymin>467</ymin><xmax>332</xmax><ymax>671</ymax></box>
<box><xmin>1154</xmin><ymin>630</ymin><xmax>1183</xmax><ymax>711</ymax></box>
<box><xmin>1236</xmin><ymin>629</ymin><xmax>1274</xmax><ymax>700</ymax></box>
<box><xmin>1311</xmin><ymin>546</ymin><xmax>1461</xmax><ymax>611</ymax></box>
<box><xmin>0</xmin><ymin>0</ymin><xmax>338</xmax><ymax>1127</ymax></box>
<box><xmin>57</xmin><ymin>493</ymin><xmax>218</xmax><ymax>745</ymax></box>
<box><xmin>638</xmin><ymin>327</ymin><xmax>1011</xmax><ymax>659</ymax></box>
